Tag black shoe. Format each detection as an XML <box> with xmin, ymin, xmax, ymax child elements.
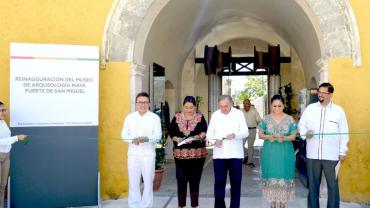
<box><xmin>247</xmin><ymin>163</ymin><xmax>255</xmax><ymax>168</ymax></box>
<box><xmin>243</xmin><ymin>156</ymin><xmax>248</xmax><ymax>164</ymax></box>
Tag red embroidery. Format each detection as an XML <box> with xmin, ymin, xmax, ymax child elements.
<box><xmin>175</xmin><ymin>112</ymin><xmax>203</xmax><ymax>136</ymax></box>
<box><xmin>173</xmin><ymin>148</ymin><xmax>207</xmax><ymax>159</ymax></box>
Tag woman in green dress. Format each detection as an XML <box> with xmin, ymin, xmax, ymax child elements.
<box><xmin>258</xmin><ymin>95</ymin><xmax>297</xmax><ymax>208</ymax></box>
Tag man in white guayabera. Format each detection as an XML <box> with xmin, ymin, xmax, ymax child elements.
<box><xmin>121</xmin><ymin>92</ymin><xmax>162</xmax><ymax>208</ymax></box>
<box><xmin>299</xmin><ymin>83</ymin><xmax>349</xmax><ymax>208</ymax></box>
<box><xmin>207</xmin><ymin>95</ymin><xmax>249</xmax><ymax>208</ymax></box>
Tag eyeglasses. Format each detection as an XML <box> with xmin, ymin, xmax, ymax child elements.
<box><xmin>136</xmin><ymin>101</ymin><xmax>150</xmax><ymax>105</ymax></box>
<box><xmin>0</xmin><ymin>109</ymin><xmax>7</xmax><ymax>113</ymax></box>
<box><xmin>318</xmin><ymin>91</ymin><xmax>331</xmax><ymax>95</ymax></box>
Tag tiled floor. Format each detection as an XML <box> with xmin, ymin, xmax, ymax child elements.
<box><xmin>82</xmin><ymin>147</ymin><xmax>363</xmax><ymax>208</ymax></box>
<box><xmin>155</xmin><ymin>147</ymin><xmax>306</xmax><ymax>198</ymax></box>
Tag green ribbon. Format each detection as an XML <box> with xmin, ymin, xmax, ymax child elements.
<box><xmin>21</xmin><ymin>131</ymin><xmax>370</xmax><ymax>144</ymax></box>
<box><xmin>22</xmin><ymin>136</ymin><xmax>29</xmax><ymax>145</ymax></box>
<box><xmin>263</xmin><ymin>132</ymin><xmax>370</xmax><ymax>141</ymax></box>
<box><xmin>135</xmin><ymin>136</ymin><xmax>149</xmax><ymax>143</ymax></box>
<box><xmin>298</xmin><ymin>132</ymin><xmax>370</xmax><ymax>137</ymax></box>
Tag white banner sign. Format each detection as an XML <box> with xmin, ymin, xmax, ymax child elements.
<box><xmin>10</xmin><ymin>43</ymin><xmax>99</xmax><ymax>127</ymax></box>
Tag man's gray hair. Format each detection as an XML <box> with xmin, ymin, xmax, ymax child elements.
<box><xmin>218</xmin><ymin>95</ymin><xmax>234</xmax><ymax>105</ymax></box>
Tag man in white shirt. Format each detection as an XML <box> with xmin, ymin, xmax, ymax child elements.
<box><xmin>121</xmin><ymin>92</ymin><xmax>162</xmax><ymax>208</ymax></box>
<box><xmin>242</xmin><ymin>99</ymin><xmax>261</xmax><ymax>168</ymax></box>
<box><xmin>298</xmin><ymin>83</ymin><xmax>349</xmax><ymax>208</ymax></box>
<box><xmin>207</xmin><ymin>95</ymin><xmax>249</xmax><ymax>208</ymax></box>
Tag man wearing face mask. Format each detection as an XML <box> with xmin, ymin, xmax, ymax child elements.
<box><xmin>298</xmin><ymin>83</ymin><xmax>349</xmax><ymax>208</ymax></box>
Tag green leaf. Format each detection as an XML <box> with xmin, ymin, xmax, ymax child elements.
<box><xmin>236</xmin><ymin>76</ymin><xmax>267</xmax><ymax>104</ymax></box>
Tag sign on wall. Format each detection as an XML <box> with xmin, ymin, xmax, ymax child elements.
<box><xmin>9</xmin><ymin>43</ymin><xmax>99</xmax><ymax>207</ymax></box>
<box><xmin>10</xmin><ymin>43</ymin><xmax>99</xmax><ymax>127</ymax></box>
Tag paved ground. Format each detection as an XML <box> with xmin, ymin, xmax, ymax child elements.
<box><xmin>100</xmin><ymin>197</ymin><xmax>362</xmax><ymax>208</ymax></box>
<box><xmin>86</xmin><ymin>147</ymin><xmax>364</xmax><ymax>208</ymax></box>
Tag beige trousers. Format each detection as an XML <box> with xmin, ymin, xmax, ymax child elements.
<box><xmin>0</xmin><ymin>152</ymin><xmax>10</xmax><ymax>208</ymax></box>
<box><xmin>246</xmin><ymin>129</ymin><xmax>257</xmax><ymax>164</ymax></box>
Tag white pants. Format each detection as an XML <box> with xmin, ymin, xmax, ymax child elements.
<box><xmin>127</xmin><ymin>154</ymin><xmax>155</xmax><ymax>208</ymax></box>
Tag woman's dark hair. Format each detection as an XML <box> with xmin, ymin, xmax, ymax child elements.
<box><xmin>271</xmin><ymin>94</ymin><xmax>285</xmax><ymax>105</ymax></box>
<box><xmin>183</xmin><ymin>96</ymin><xmax>196</xmax><ymax>106</ymax></box>
<box><xmin>0</xmin><ymin>101</ymin><xmax>3</xmax><ymax>106</ymax></box>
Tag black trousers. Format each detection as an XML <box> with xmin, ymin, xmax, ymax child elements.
<box><xmin>213</xmin><ymin>159</ymin><xmax>243</xmax><ymax>208</ymax></box>
<box><xmin>175</xmin><ymin>157</ymin><xmax>206</xmax><ymax>207</ymax></box>
<box><xmin>307</xmin><ymin>159</ymin><xmax>340</xmax><ymax>208</ymax></box>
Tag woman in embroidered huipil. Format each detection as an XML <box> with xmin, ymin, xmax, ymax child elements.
<box><xmin>169</xmin><ymin>96</ymin><xmax>207</xmax><ymax>208</ymax></box>
<box><xmin>258</xmin><ymin>95</ymin><xmax>297</xmax><ymax>208</ymax></box>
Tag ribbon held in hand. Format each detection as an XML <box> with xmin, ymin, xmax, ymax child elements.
<box><xmin>23</xmin><ymin>136</ymin><xmax>29</xmax><ymax>145</ymax></box>
<box><xmin>297</xmin><ymin>132</ymin><xmax>369</xmax><ymax>138</ymax></box>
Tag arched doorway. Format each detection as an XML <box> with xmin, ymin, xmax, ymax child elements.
<box><xmin>100</xmin><ymin>0</ymin><xmax>362</xmax><ymax>203</ymax></box>
<box><xmin>101</xmin><ymin>0</ymin><xmax>361</xmax><ymax>114</ymax></box>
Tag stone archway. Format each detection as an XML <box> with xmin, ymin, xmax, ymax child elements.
<box><xmin>102</xmin><ymin>0</ymin><xmax>361</xmax><ymax>64</ymax></box>
<box><xmin>99</xmin><ymin>0</ymin><xmax>365</xmax><ymax>202</ymax></box>
<box><xmin>101</xmin><ymin>0</ymin><xmax>362</xmax><ymax>112</ymax></box>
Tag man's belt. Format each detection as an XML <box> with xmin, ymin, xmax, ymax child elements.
<box><xmin>248</xmin><ymin>127</ymin><xmax>257</xmax><ymax>129</ymax></box>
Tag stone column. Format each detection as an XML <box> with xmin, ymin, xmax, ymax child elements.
<box><xmin>268</xmin><ymin>75</ymin><xmax>281</xmax><ymax>113</ymax></box>
<box><xmin>316</xmin><ymin>59</ymin><xmax>329</xmax><ymax>198</ymax></box>
<box><xmin>130</xmin><ymin>63</ymin><xmax>146</xmax><ymax>112</ymax></box>
<box><xmin>208</xmin><ymin>74</ymin><xmax>222</xmax><ymax>114</ymax></box>
<box><xmin>181</xmin><ymin>49</ymin><xmax>196</xmax><ymax>100</ymax></box>
<box><xmin>268</xmin><ymin>75</ymin><xmax>280</xmax><ymax>96</ymax></box>
<box><xmin>316</xmin><ymin>58</ymin><xmax>329</xmax><ymax>83</ymax></box>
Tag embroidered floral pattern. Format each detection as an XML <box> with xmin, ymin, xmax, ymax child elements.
<box><xmin>261</xmin><ymin>115</ymin><xmax>297</xmax><ymax>137</ymax></box>
<box><xmin>175</xmin><ymin>112</ymin><xmax>202</xmax><ymax>136</ymax></box>
<box><xmin>261</xmin><ymin>178</ymin><xmax>295</xmax><ymax>202</ymax></box>
<box><xmin>261</xmin><ymin>178</ymin><xmax>295</xmax><ymax>188</ymax></box>
<box><xmin>262</xmin><ymin>187</ymin><xmax>295</xmax><ymax>203</ymax></box>
<box><xmin>173</xmin><ymin>147</ymin><xmax>207</xmax><ymax>159</ymax></box>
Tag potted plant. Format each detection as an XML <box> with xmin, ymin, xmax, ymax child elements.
<box><xmin>153</xmin><ymin>124</ymin><xmax>168</xmax><ymax>191</ymax></box>
<box><xmin>278</xmin><ymin>83</ymin><xmax>297</xmax><ymax>116</ymax></box>
<box><xmin>195</xmin><ymin>96</ymin><xmax>204</xmax><ymax>109</ymax></box>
